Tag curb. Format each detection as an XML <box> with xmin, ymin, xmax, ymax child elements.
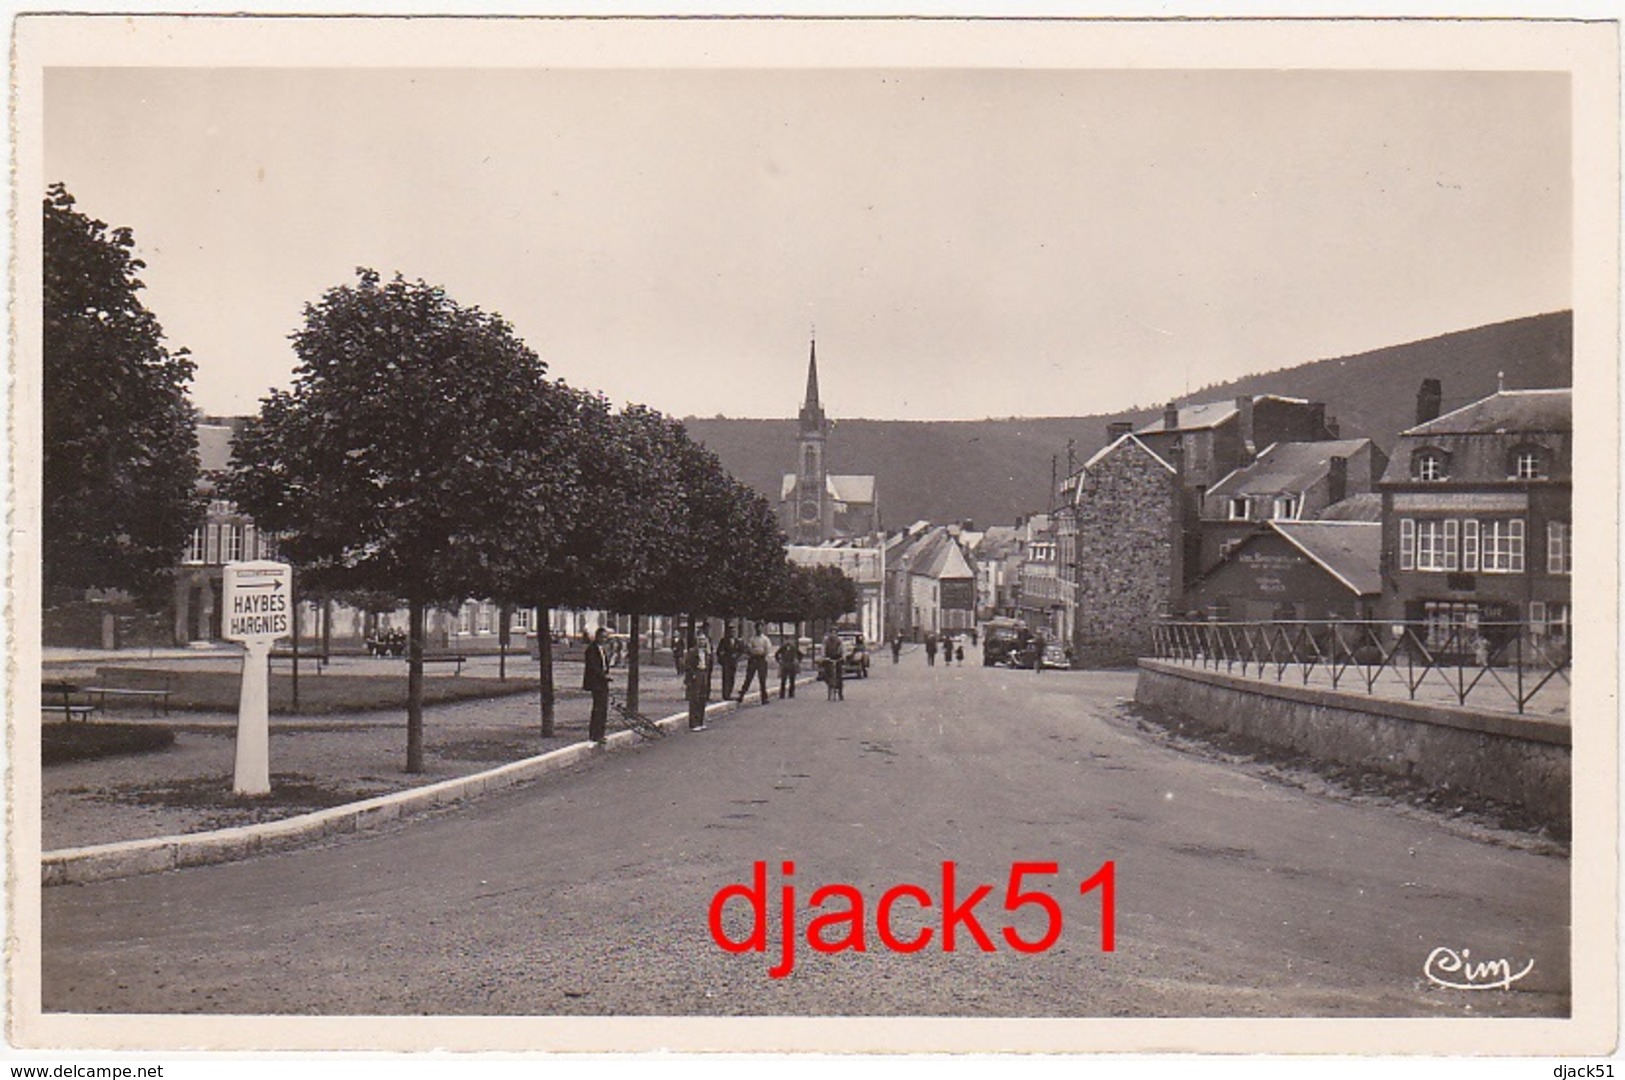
<box><xmin>42</xmin><ymin>693</ymin><xmax>763</xmax><ymax>887</ymax></box>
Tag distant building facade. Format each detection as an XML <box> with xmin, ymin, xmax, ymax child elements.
<box><xmin>788</xmin><ymin>543</ymin><xmax>885</xmax><ymax>643</ymax></box>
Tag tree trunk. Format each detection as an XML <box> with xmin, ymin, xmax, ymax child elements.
<box><xmin>538</xmin><ymin>605</ymin><xmax>555</xmax><ymax>738</ymax></box>
<box><xmin>406</xmin><ymin>595</ymin><xmax>426</xmax><ymax>773</ymax></box>
<box><xmin>627</xmin><ymin>612</ymin><xmax>642</xmax><ymax>715</ymax></box>
<box><xmin>498</xmin><ymin>604</ymin><xmax>511</xmax><ymax>682</ymax></box>
<box><xmin>322</xmin><ymin>595</ymin><xmax>333</xmax><ymax>664</ymax></box>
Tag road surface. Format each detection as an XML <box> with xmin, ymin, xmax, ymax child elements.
<box><xmin>41</xmin><ymin>653</ymin><xmax>1569</xmax><ymax>1017</ymax></box>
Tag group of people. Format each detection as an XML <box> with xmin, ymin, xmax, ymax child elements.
<box><xmin>581</xmin><ymin>625</ymin><xmax>849</xmax><ymax>742</ymax></box>
<box><xmin>922</xmin><ymin>631</ymin><xmax>966</xmax><ymax>667</ymax></box>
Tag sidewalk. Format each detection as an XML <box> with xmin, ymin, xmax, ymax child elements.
<box><xmin>40</xmin><ymin>665</ymin><xmax>694</xmax><ymax>851</ymax></box>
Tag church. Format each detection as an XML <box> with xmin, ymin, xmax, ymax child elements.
<box><xmin>778</xmin><ymin>339</ymin><xmax>880</xmax><ymax>544</ymax></box>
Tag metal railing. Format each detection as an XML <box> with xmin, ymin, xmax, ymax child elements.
<box><xmin>1148</xmin><ymin>618</ymin><xmax>1570</xmax><ymax>716</ymax></box>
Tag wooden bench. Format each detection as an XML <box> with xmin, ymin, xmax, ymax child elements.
<box><xmin>41</xmin><ymin>680</ymin><xmax>95</xmax><ymax>722</ymax></box>
<box><xmin>82</xmin><ymin>686</ymin><xmax>172</xmax><ymax>716</ymax></box>
<box><xmin>419</xmin><ymin>653</ymin><xmax>468</xmax><ymax>676</ymax></box>
<box><xmin>271</xmin><ymin>648</ymin><xmax>330</xmax><ymax>673</ymax></box>
<box><xmin>89</xmin><ymin>668</ymin><xmax>175</xmax><ymax>715</ymax></box>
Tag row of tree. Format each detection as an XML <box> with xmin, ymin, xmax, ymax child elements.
<box><xmin>45</xmin><ymin>188</ymin><xmax>858</xmax><ymax>772</ymax></box>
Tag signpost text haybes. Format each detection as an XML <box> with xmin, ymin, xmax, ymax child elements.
<box><xmin>221</xmin><ymin>560</ymin><xmax>292</xmax><ymax>796</ymax></box>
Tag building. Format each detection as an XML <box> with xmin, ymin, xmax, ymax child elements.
<box><xmin>1197</xmin><ymin>438</ymin><xmax>1387</xmax><ymax>574</ymax></box>
<box><xmin>1184</xmin><ymin>520</ymin><xmax>1382</xmax><ymax>622</ymax></box>
<box><xmin>1377</xmin><ymin>386</ymin><xmax>1572</xmax><ymax>656</ymax></box>
<box><xmin>882</xmin><ymin>526</ymin><xmax>976</xmax><ymax>639</ymax></box>
<box><xmin>787</xmin><ymin>543</ymin><xmax>885</xmax><ymax>643</ymax></box>
<box><xmin>971</xmin><ymin>524</ymin><xmax>1024</xmax><ymax>621</ymax></box>
<box><xmin>779</xmin><ymin>339</ymin><xmax>879</xmax><ymax>543</ymax></box>
<box><xmin>1015</xmin><ymin>514</ymin><xmax>1069</xmax><ymax>640</ymax></box>
<box><xmin>1133</xmin><ymin>394</ymin><xmax>1340</xmax><ymax>491</ymax></box>
<box><xmin>1066</xmin><ymin>432</ymin><xmax>1181</xmax><ymax>666</ymax></box>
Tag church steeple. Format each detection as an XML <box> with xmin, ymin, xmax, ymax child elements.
<box><xmin>799</xmin><ymin>337</ymin><xmax>828</xmax><ymax>436</ymax></box>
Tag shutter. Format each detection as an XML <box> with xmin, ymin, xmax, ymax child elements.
<box><xmin>1399</xmin><ymin>519</ymin><xmax>1415</xmax><ymax>571</ymax></box>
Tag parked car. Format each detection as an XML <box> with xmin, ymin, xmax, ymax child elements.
<box><xmin>835</xmin><ymin>630</ymin><xmax>870</xmax><ymax>678</ymax></box>
<box><xmin>1037</xmin><ymin>642</ymin><xmax>1070</xmax><ymax>670</ymax></box>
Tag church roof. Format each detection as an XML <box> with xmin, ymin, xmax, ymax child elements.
<box><xmin>781</xmin><ymin>473</ymin><xmax>878</xmax><ymax>505</ymax></box>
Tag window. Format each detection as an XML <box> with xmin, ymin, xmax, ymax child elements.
<box><xmin>1227</xmin><ymin>497</ymin><xmax>1248</xmax><ymax>520</ymax></box>
<box><xmin>512</xmin><ymin>607</ymin><xmax>532</xmax><ymax>632</ymax></box>
<box><xmin>1480</xmin><ymin>519</ymin><xmax>1525</xmax><ymax>573</ymax></box>
<box><xmin>1462</xmin><ymin>519</ymin><xmax>1479</xmax><ymax>572</ymax></box>
<box><xmin>205</xmin><ymin>523</ymin><xmax>221</xmax><ymax>564</ymax></box>
<box><xmin>221</xmin><ymin>524</ymin><xmax>244</xmax><ymax>563</ymax></box>
<box><xmin>1271</xmin><ymin>496</ymin><xmax>1298</xmax><ymax>521</ymax></box>
<box><xmin>1547</xmin><ymin>521</ymin><xmax>1571</xmax><ymax>575</ymax></box>
<box><xmin>1510</xmin><ymin>446</ymin><xmax>1547</xmax><ymax>480</ymax></box>
<box><xmin>1399</xmin><ymin>518</ymin><xmax>1415</xmax><ymax>571</ymax></box>
<box><xmin>476</xmin><ymin>603</ymin><xmax>493</xmax><ymax>634</ymax></box>
<box><xmin>184</xmin><ymin>527</ymin><xmax>206</xmax><ymax>565</ymax></box>
<box><xmin>1415</xmin><ymin>519</ymin><xmax>1458</xmax><ymax>572</ymax></box>
<box><xmin>458</xmin><ymin>604</ymin><xmax>474</xmax><ymax>634</ymax></box>
<box><xmin>1413</xmin><ymin>449</ymin><xmax>1448</xmax><ymax>481</ymax></box>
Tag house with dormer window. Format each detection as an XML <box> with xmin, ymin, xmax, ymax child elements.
<box><xmin>1378</xmin><ymin>386</ymin><xmax>1572</xmax><ymax>655</ymax></box>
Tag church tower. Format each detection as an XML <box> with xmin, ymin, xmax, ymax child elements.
<box><xmin>792</xmin><ymin>337</ymin><xmax>831</xmax><ymax>544</ymax></box>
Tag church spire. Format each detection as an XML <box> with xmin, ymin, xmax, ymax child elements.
<box><xmin>799</xmin><ymin>335</ymin><xmax>828</xmax><ymax>436</ymax></box>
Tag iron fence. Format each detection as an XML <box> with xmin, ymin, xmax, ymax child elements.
<box><xmin>1148</xmin><ymin>618</ymin><xmax>1570</xmax><ymax>716</ymax></box>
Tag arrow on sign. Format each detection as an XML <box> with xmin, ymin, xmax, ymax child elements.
<box><xmin>237</xmin><ymin>580</ymin><xmax>286</xmax><ymax>591</ymax></box>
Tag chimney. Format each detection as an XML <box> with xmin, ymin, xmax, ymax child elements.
<box><xmin>1163</xmin><ymin>402</ymin><xmax>1180</xmax><ymax>430</ymax></box>
<box><xmin>1234</xmin><ymin>396</ymin><xmax>1255</xmax><ymax>447</ymax></box>
<box><xmin>1107</xmin><ymin>420</ymin><xmax>1133</xmax><ymax>442</ymax></box>
<box><xmin>1416</xmin><ymin>379</ymin><xmax>1443</xmax><ymax>425</ymax></box>
<box><xmin>1308</xmin><ymin>402</ymin><xmax>1327</xmax><ymax>439</ymax></box>
<box><xmin>1325</xmin><ymin>415</ymin><xmax>1341</xmax><ymax>438</ymax></box>
<box><xmin>1328</xmin><ymin>456</ymin><xmax>1348</xmax><ymax>506</ymax></box>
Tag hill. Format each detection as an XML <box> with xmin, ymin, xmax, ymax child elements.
<box><xmin>685</xmin><ymin>311</ymin><xmax>1572</xmax><ymax>530</ymax></box>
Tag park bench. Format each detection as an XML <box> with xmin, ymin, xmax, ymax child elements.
<box><xmin>271</xmin><ymin>648</ymin><xmax>330</xmax><ymax>673</ymax></box>
<box><xmin>419</xmin><ymin>653</ymin><xmax>468</xmax><ymax>676</ymax></box>
<box><xmin>86</xmin><ymin>668</ymin><xmax>175</xmax><ymax>716</ymax></box>
<box><xmin>41</xmin><ymin>680</ymin><xmax>96</xmax><ymax>722</ymax></box>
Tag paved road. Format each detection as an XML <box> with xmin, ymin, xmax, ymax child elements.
<box><xmin>41</xmin><ymin>653</ymin><xmax>1569</xmax><ymax>1017</ymax></box>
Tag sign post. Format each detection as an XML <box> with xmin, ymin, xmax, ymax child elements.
<box><xmin>222</xmin><ymin>560</ymin><xmax>292</xmax><ymax>796</ymax></box>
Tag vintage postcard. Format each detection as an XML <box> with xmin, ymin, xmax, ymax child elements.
<box><xmin>6</xmin><ymin>10</ymin><xmax>1619</xmax><ymax>1062</ymax></box>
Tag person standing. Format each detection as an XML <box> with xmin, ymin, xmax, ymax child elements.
<box><xmin>1031</xmin><ymin>630</ymin><xmax>1047</xmax><ymax>674</ymax></box>
<box><xmin>583</xmin><ymin>627</ymin><xmax>611</xmax><ymax>745</ymax></box>
<box><xmin>775</xmin><ymin>635</ymin><xmax>802</xmax><ymax>699</ymax></box>
<box><xmin>738</xmin><ymin>626</ymin><xmax>773</xmax><ymax>704</ymax></box>
<box><xmin>685</xmin><ymin>631</ymin><xmax>712</xmax><ymax>730</ymax></box>
<box><xmin>716</xmin><ymin>630</ymin><xmax>740</xmax><ymax>702</ymax></box>
<box><xmin>924</xmin><ymin>632</ymin><xmax>938</xmax><ymax>667</ymax></box>
<box><xmin>891</xmin><ymin>633</ymin><xmax>903</xmax><ymax>664</ymax></box>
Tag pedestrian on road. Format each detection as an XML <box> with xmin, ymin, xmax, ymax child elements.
<box><xmin>925</xmin><ymin>632</ymin><xmax>938</xmax><ymax>667</ymax></box>
<box><xmin>821</xmin><ymin>628</ymin><xmax>845</xmax><ymax>699</ymax></box>
<box><xmin>955</xmin><ymin>642</ymin><xmax>965</xmax><ymax>665</ymax></box>
<box><xmin>716</xmin><ymin>630</ymin><xmax>740</xmax><ymax>701</ymax></box>
<box><xmin>738</xmin><ymin>627</ymin><xmax>773</xmax><ymax>705</ymax></box>
<box><xmin>891</xmin><ymin>634</ymin><xmax>903</xmax><ymax>664</ymax></box>
<box><xmin>684</xmin><ymin>631</ymin><xmax>712</xmax><ymax>730</ymax></box>
<box><xmin>1031</xmin><ymin>631</ymin><xmax>1047</xmax><ymax>674</ymax></box>
<box><xmin>775</xmin><ymin>636</ymin><xmax>802</xmax><ymax>699</ymax></box>
<box><xmin>583</xmin><ymin>627</ymin><xmax>611</xmax><ymax>745</ymax></box>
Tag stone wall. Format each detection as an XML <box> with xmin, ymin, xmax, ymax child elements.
<box><xmin>1135</xmin><ymin>659</ymin><xmax>1570</xmax><ymax>830</ymax></box>
<box><xmin>1071</xmin><ymin>442</ymin><xmax>1176</xmax><ymax>667</ymax></box>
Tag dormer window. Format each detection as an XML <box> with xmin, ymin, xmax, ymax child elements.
<box><xmin>1412</xmin><ymin>449</ymin><xmax>1449</xmax><ymax>481</ymax></box>
<box><xmin>1510</xmin><ymin>446</ymin><xmax>1546</xmax><ymax>480</ymax></box>
<box><xmin>1227</xmin><ymin>497</ymin><xmax>1249</xmax><ymax>520</ymax></box>
<box><xmin>1271</xmin><ymin>496</ymin><xmax>1298</xmax><ymax>521</ymax></box>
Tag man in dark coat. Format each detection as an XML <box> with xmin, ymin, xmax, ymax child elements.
<box><xmin>583</xmin><ymin>627</ymin><xmax>611</xmax><ymax>744</ymax></box>
<box><xmin>716</xmin><ymin>631</ymin><xmax>740</xmax><ymax>701</ymax></box>
<box><xmin>685</xmin><ymin>631</ymin><xmax>713</xmax><ymax>731</ymax></box>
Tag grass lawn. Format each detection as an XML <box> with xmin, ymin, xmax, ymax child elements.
<box><xmin>161</xmin><ymin>670</ymin><xmax>542</xmax><ymax>714</ymax></box>
<box><xmin>43</xmin><ymin>722</ymin><xmax>176</xmax><ymax>765</ymax></box>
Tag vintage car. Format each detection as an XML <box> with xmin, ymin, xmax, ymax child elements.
<box><xmin>981</xmin><ymin>620</ymin><xmax>1031</xmax><ymax>667</ymax></box>
<box><xmin>835</xmin><ymin>630</ymin><xmax>870</xmax><ymax>678</ymax></box>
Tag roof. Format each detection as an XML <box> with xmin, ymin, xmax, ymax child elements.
<box><xmin>1207</xmin><ymin>439</ymin><xmax>1370</xmax><ymax>498</ymax></box>
<box><xmin>1268</xmin><ymin>521</ymin><xmax>1382</xmax><ymax>596</ymax></box>
<box><xmin>1315</xmin><ymin>493</ymin><xmax>1382</xmax><ymax>522</ymax></box>
<box><xmin>1403</xmin><ymin>388</ymin><xmax>1571</xmax><ymax>438</ymax></box>
<box><xmin>1080</xmin><ymin>433</ymin><xmax>1176</xmax><ymax>474</ymax></box>
<box><xmin>197</xmin><ymin>424</ymin><xmax>235</xmax><ymax>473</ymax></box>
<box><xmin>1133</xmin><ymin>393</ymin><xmax>1309</xmax><ymax>435</ymax></box>
<box><xmin>906</xmin><ymin>529</ymin><xmax>975</xmax><ymax>580</ymax></box>
<box><xmin>780</xmin><ymin>473</ymin><xmax>878</xmax><ymax>504</ymax></box>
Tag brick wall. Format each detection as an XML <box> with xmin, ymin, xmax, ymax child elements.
<box><xmin>1071</xmin><ymin>442</ymin><xmax>1176</xmax><ymax>666</ymax></box>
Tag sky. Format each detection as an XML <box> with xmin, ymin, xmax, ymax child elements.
<box><xmin>43</xmin><ymin>65</ymin><xmax>1570</xmax><ymax>421</ymax></box>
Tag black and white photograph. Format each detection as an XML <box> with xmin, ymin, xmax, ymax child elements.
<box><xmin>6</xmin><ymin>11</ymin><xmax>1619</xmax><ymax>1063</ymax></box>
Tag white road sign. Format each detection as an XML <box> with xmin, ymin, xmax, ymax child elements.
<box><xmin>222</xmin><ymin>560</ymin><xmax>292</xmax><ymax>644</ymax></box>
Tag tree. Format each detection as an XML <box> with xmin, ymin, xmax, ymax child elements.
<box><xmin>42</xmin><ymin>183</ymin><xmax>202</xmax><ymax>601</ymax></box>
<box><xmin>222</xmin><ymin>269</ymin><xmax>557</xmax><ymax>772</ymax></box>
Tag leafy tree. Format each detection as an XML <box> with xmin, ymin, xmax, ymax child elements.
<box><xmin>42</xmin><ymin>183</ymin><xmax>202</xmax><ymax>601</ymax></box>
<box><xmin>222</xmin><ymin>269</ymin><xmax>555</xmax><ymax>772</ymax></box>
